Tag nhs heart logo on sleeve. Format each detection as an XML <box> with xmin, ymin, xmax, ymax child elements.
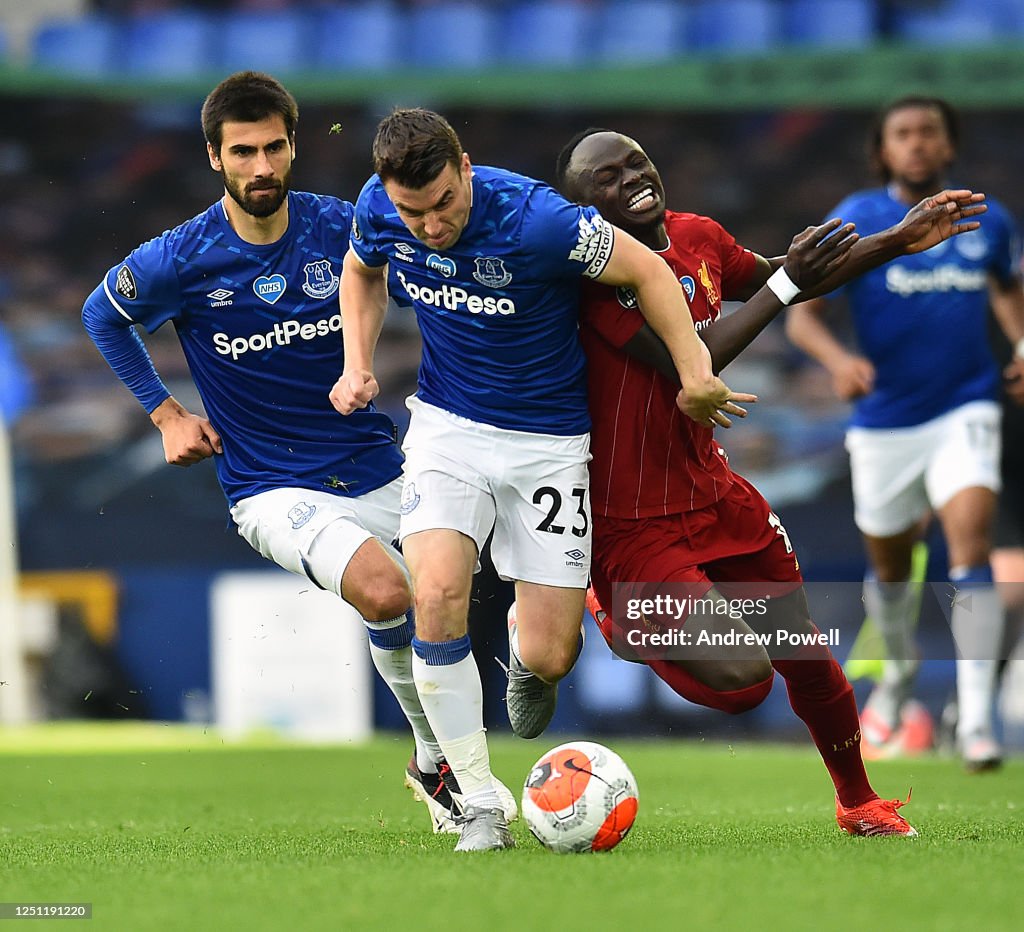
<box><xmin>253</xmin><ymin>274</ymin><xmax>287</xmax><ymax>305</ymax></box>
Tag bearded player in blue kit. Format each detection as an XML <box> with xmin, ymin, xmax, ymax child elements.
<box><xmin>787</xmin><ymin>97</ymin><xmax>1024</xmax><ymax>770</ymax></box>
<box><xmin>80</xmin><ymin>72</ymin><xmax>522</xmax><ymax>835</ymax></box>
<box><xmin>330</xmin><ymin>108</ymin><xmax>750</xmax><ymax>851</ymax></box>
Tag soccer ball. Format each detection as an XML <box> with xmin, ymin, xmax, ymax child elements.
<box><xmin>522</xmin><ymin>740</ymin><xmax>639</xmax><ymax>853</ymax></box>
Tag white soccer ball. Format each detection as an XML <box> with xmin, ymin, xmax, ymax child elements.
<box><xmin>522</xmin><ymin>740</ymin><xmax>639</xmax><ymax>853</ymax></box>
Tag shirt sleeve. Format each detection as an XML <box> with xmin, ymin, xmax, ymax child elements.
<box><xmin>348</xmin><ymin>175</ymin><xmax>389</xmax><ymax>269</ymax></box>
<box><xmin>80</xmin><ymin>235</ymin><xmax>182</xmax><ymax>413</ymax></box>
<box><xmin>520</xmin><ymin>184</ymin><xmax>616</xmax><ymax>280</ymax></box>
<box><xmin>713</xmin><ymin>220</ymin><xmax>759</xmax><ymax>296</ymax></box>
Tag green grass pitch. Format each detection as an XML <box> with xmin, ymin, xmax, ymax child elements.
<box><xmin>2</xmin><ymin>724</ymin><xmax>1021</xmax><ymax>931</ymax></box>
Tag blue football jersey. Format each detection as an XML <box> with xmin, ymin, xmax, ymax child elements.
<box><xmin>350</xmin><ymin>166</ymin><xmax>616</xmax><ymax>435</ymax></box>
<box><xmin>83</xmin><ymin>191</ymin><xmax>403</xmax><ymax>506</ymax></box>
<box><xmin>829</xmin><ymin>187</ymin><xmax>1020</xmax><ymax>429</ymax></box>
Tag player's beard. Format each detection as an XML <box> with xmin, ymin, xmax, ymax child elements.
<box><xmin>222</xmin><ymin>167</ymin><xmax>291</xmax><ymax>218</ymax></box>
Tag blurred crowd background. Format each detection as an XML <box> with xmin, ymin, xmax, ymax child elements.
<box><xmin>2</xmin><ymin>0</ymin><xmax>1023</xmax><ymax>740</ymax></box>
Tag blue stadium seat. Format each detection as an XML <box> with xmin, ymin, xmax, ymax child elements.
<box><xmin>783</xmin><ymin>0</ymin><xmax>878</xmax><ymax>48</ymax></box>
<box><xmin>408</xmin><ymin>2</ymin><xmax>498</xmax><ymax>71</ymax></box>
<box><xmin>501</xmin><ymin>1</ymin><xmax>595</xmax><ymax>68</ymax></box>
<box><xmin>945</xmin><ymin>0</ymin><xmax>1024</xmax><ymax>32</ymax></box>
<box><xmin>595</xmin><ymin>0</ymin><xmax>689</xmax><ymax>64</ymax></box>
<box><xmin>891</xmin><ymin>1</ymin><xmax>1000</xmax><ymax>45</ymax></box>
<box><xmin>120</xmin><ymin>12</ymin><xmax>217</xmax><ymax>79</ymax></box>
<box><xmin>313</xmin><ymin>2</ymin><xmax>403</xmax><ymax>73</ymax></box>
<box><xmin>218</xmin><ymin>11</ymin><xmax>310</xmax><ymax>76</ymax></box>
<box><xmin>690</xmin><ymin>0</ymin><xmax>783</xmax><ymax>54</ymax></box>
<box><xmin>31</xmin><ymin>17</ymin><xmax>118</xmax><ymax>78</ymax></box>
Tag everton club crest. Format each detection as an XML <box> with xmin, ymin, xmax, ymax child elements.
<box><xmin>473</xmin><ymin>257</ymin><xmax>512</xmax><ymax>288</ymax></box>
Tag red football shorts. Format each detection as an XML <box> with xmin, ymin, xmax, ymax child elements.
<box><xmin>589</xmin><ymin>473</ymin><xmax>802</xmax><ymax>706</ymax></box>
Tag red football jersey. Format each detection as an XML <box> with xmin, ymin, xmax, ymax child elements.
<box><xmin>581</xmin><ymin>210</ymin><xmax>758</xmax><ymax>519</ymax></box>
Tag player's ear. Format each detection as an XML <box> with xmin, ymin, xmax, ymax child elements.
<box><xmin>290</xmin><ymin>134</ymin><xmax>297</xmax><ymax>162</ymax></box>
<box><xmin>207</xmin><ymin>142</ymin><xmax>221</xmax><ymax>172</ymax></box>
<box><xmin>460</xmin><ymin>152</ymin><xmax>472</xmax><ymax>179</ymax></box>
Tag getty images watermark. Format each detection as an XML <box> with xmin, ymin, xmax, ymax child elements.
<box><xmin>605</xmin><ymin>580</ymin><xmax>1019</xmax><ymax>663</ymax></box>
<box><xmin>621</xmin><ymin>593</ymin><xmax>839</xmax><ymax>651</ymax></box>
<box><xmin>610</xmin><ymin>583</ymin><xmax>838</xmax><ymax>662</ymax></box>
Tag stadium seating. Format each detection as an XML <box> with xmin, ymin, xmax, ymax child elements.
<box><xmin>689</xmin><ymin>0</ymin><xmax>784</xmax><ymax>54</ymax></box>
<box><xmin>120</xmin><ymin>12</ymin><xmax>217</xmax><ymax>79</ymax></box>
<box><xmin>501</xmin><ymin>0</ymin><xmax>595</xmax><ymax>68</ymax></box>
<box><xmin>783</xmin><ymin>0</ymin><xmax>878</xmax><ymax>48</ymax></box>
<box><xmin>218</xmin><ymin>10</ymin><xmax>309</xmax><ymax>76</ymax></box>
<box><xmin>891</xmin><ymin>0</ymin><xmax>1001</xmax><ymax>45</ymax></box>
<box><xmin>408</xmin><ymin>2</ymin><xmax>498</xmax><ymax>71</ymax></box>
<box><xmin>992</xmin><ymin>0</ymin><xmax>1024</xmax><ymax>34</ymax></box>
<box><xmin>594</xmin><ymin>0</ymin><xmax>690</xmax><ymax>64</ymax></box>
<box><xmin>31</xmin><ymin>17</ymin><xmax>118</xmax><ymax>78</ymax></box>
<box><xmin>312</xmin><ymin>2</ymin><xmax>403</xmax><ymax>73</ymax></box>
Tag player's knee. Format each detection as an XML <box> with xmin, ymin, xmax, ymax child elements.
<box><xmin>359</xmin><ymin>576</ymin><xmax>412</xmax><ymax>622</ymax></box>
<box><xmin>413</xmin><ymin>579</ymin><xmax>469</xmax><ymax>623</ymax></box>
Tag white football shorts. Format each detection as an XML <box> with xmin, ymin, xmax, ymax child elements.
<box><xmin>230</xmin><ymin>477</ymin><xmax>406</xmax><ymax>597</ymax></box>
<box><xmin>399</xmin><ymin>396</ymin><xmax>592</xmax><ymax>588</ymax></box>
<box><xmin>846</xmin><ymin>399</ymin><xmax>1002</xmax><ymax>538</ymax></box>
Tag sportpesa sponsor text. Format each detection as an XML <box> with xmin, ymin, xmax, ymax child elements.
<box><xmin>885</xmin><ymin>264</ymin><xmax>987</xmax><ymax>297</ymax></box>
<box><xmin>213</xmin><ymin>314</ymin><xmax>342</xmax><ymax>360</ymax></box>
<box><xmin>394</xmin><ymin>268</ymin><xmax>516</xmax><ymax>315</ymax></box>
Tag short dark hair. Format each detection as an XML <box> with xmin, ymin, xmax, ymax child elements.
<box><xmin>870</xmin><ymin>96</ymin><xmax>959</xmax><ymax>182</ymax></box>
<box><xmin>201</xmin><ymin>71</ymin><xmax>299</xmax><ymax>155</ymax></box>
<box><xmin>371</xmin><ymin>108</ymin><xmax>463</xmax><ymax>188</ymax></box>
<box><xmin>555</xmin><ymin>126</ymin><xmax>613</xmax><ymax>195</ymax></box>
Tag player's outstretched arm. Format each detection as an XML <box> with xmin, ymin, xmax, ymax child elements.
<box><xmin>618</xmin><ymin>220</ymin><xmax>857</xmax><ymax>377</ymax></box>
<box><xmin>766</xmin><ymin>190</ymin><xmax>987</xmax><ymax>301</ymax></box>
<box><xmin>596</xmin><ymin>229</ymin><xmax>756</xmax><ymax>428</ymax></box>
<box><xmin>330</xmin><ymin>250</ymin><xmax>388</xmax><ymax>415</ymax></box>
<box><xmin>702</xmin><ymin>219</ymin><xmax>857</xmax><ymax>371</ymax></box>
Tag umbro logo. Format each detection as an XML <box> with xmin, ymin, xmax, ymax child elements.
<box><xmin>207</xmin><ymin>288</ymin><xmax>234</xmax><ymax>307</ymax></box>
<box><xmin>564</xmin><ymin>548</ymin><xmax>587</xmax><ymax>568</ymax></box>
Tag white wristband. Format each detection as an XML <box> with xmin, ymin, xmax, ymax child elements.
<box><xmin>1015</xmin><ymin>336</ymin><xmax>1024</xmax><ymax>360</ymax></box>
<box><xmin>766</xmin><ymin>267</ymin><xmax>801</xmax><ymax>306</ymax></box>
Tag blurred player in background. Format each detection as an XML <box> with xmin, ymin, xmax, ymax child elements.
<box><xmin>80</xmin><ymin>71</ymin><xmax>503</xmax><ymax>836</ymax></box>
<box><xmin>330</xmin><ymin>108</ymin><xmax>750</xmax><ymax>850</ymax></box>
<box><xmin>787</xmin><ymin>97</ymin><xmax>1024</xmax><ymax>771</ymax></box>
<box><xmin>558</xmin><ymin>128</ymin><xmax>985</xmax><ymax>835</ymax></box>
<box><xmin>941</xmin><ymin>305</ymin><xmax>1024</xmax><ymax>746</ymax></box>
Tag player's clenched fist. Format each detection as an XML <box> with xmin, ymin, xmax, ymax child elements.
<box><xmin>330</xmin><ymin>368</ymin><xmax>379</xmax><ymax>414</ymax></box>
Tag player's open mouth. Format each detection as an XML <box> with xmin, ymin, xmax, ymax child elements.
<box><xmin>626</xmin><ymin>186</ymin><xmax>657</xmax><ymax>212</ymax></box>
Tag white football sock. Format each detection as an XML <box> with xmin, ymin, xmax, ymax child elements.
<box><xmin>863</xmin><ymin>577</ymin><xmax>918</xmax><ymax>725</ymax></box>
<box><xmin>364</xmin><ymin>615</ymin><xmax>442</xmax><ymax>771</ymax></box>
<box><xmin>950</xmin><ymin>583</ymin><xmax>1004</xmax><ymax>740</ymax></box>
<box><xmin>411</xmin><ymin>645</ymin><xmax>499</xmax><ymax>809</ymax></box>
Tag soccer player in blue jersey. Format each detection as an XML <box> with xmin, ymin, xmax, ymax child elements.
<box><xmin>330</xmin><ymin>108</ymin><xmax>751</xmax><ymax>850</ymax></box>
<box><xmin>80</xmin><ymin>72</ymin><xmax>513</xmax><ymax>834</ymax></box>
<box><xmin>787</xmin><ymin>97</ymin><xmax>1024</xmax><ymax>770</ymax></box>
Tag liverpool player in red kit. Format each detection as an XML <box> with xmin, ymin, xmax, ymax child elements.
<box><xmin>555</xmin><ymin>129</ymin><xmax>988</xmax><ymax>837</ymax></box>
